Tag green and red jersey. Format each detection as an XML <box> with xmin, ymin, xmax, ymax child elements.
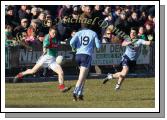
<box><xmin>43</xmin><ymin>34</ymin><xmax>59</xmax><ymax>57</ymax></box>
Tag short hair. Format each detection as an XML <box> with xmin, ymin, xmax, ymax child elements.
<box><xmin>6</xmin><ymin>6</ymin><xmax>14</xmax><ymax>11</ymax></box>
<box><xmin>49</xmin><ymin>26</ymin><xmax>57</xmax><ymax>32</ymax></box>
<box><xmin>31</xmin><ymin>7</ymin><xmax>38</xmax><ymax>13</ymax></box>
<box><xmin>21</xmin><ymin>18</ymin><xmax>28</xmax><ymax>23</ymax></box>
<box><xmin>130</xmin><ymin>27</ymin><xmax>137</xmax><ymax>32</ymax></box>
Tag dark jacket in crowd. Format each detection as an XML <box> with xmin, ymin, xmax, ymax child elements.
<box><xmin>5</xmin><ymin>15</ymin><xmax>19</xmax><ymax>28</ymax></box>
<box><xmin>115</xmin><ymin>17</ymin><xmax>129</xmax><ymax>34</ymax></box>
<box><xmin>91</xmin><ymin>10</ymin><xmax>105</xmax><ymax>39</ymax></box>
<box><xmin>18</xmin><ymin>9</ymin><xmax>28</xmax><ymax>20</ymax></box>
<box><xmin>14</xmin><ymin>25</ymin><xmax>28</xmax><ymax>37</ymax></box>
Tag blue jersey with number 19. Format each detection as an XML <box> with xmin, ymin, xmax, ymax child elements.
<box><xmin>70</xmin><ymin>28</ymin><xmax>101</xmax><ymax>56</ymax></box>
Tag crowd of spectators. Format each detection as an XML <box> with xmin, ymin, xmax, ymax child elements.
<box><xmin>5</xmin><ymin>5</ymin><xmax>155</xmax><ymax>49</ymax></box>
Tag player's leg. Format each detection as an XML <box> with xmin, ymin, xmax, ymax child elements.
<box><xmin>77</xmin><ymin>82</ymin><xmax>85</xmax><ymax>100</ymax></box>
<box><xmin>113</xmin><ymin>72</ymin><xmax>122</xmax><ymax>78</ymax></box>
<box><xmin>73</xmin><ymin>66</ymin><xmax>88</xmax><ymax>101</ymax></box>
<box><xmin>52</xmin><ymin>64</ymin><xmax>64</xmax><ymax>84</ymax></box>
<box><xmin>115</xmin><ymin>60</ymin><xmax>136</xmax><ymax>90</ymax></box>
<box><xmin>13</xmin><ymin>63</ymin><xmax>42</xmax><ymax>83</ymax></box>
<box><xmin>49</xmin><ymin>62</ymin><xmax>70</xmax><ymax>92</ymax></box>
<box><xmin>22</xmin><ymin>63</ymin><xmax>43</xmax><ymax>76</ymax></box>
<box><xmin>103</xmin><ymin>71</ymin><xmax>124</xmax><ymax>84</ymax></box>
<box><xmin>13</xmin><ymin>54</ymin><xmax>50</xmax><ymax>83</ymax></box>
<box><xmin>73</xmin><ymin>67</ymin><xmax>88</xmax><ymax>101</ymax></box>
<box><xmin>73</xmin><ymin>54</ymin><xmax>91</xmax><ymax>101</ymax></box>
<box><xmin>75</xmin><ymin>66</ymin><xmax>88</xmax><ymax>87</ymax></box>
<box><xmin>103</xmin><ymin>71</ymin><xmax>122</xmax><ymax>83</ymax></box>
<box><xmin>103</xmin><ymin>55</ymin><xmax>128</xmax><ymax>84</ymax></box>
<box><xmin>115</xmin><ymin>65</ymin><xmax>129</xmax><ymax>90</ymax></box>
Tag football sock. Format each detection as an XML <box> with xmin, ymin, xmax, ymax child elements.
<box><xmin>77</xmin><ymin>84</ymin><xmax>84</xmax><ymax>96</ymax></box>
<box><xmin>107</xmin><ymin>73</ymin><xmax>113</xmax><ymax>79</ymax></box>
<box><xmin>73</xmin><ymin>86</ymin><xmax>80</xmax><ymax>95</ymax></box>
<box><xmin>58</xmin><ymin>84</ymin><xmax>65</xmax><ymax>90</ymax></box>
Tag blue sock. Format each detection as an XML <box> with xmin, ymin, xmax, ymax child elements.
<box><xmin>73</xmin><ymin>86</ymin><xmax>80</xmax><ymax>95</ymax></box>
<box><xmin>77</xmin><ymin>84</ymin><xmax>84</xmax><ymax>96</ymax></box>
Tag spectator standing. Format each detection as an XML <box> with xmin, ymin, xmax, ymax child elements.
<box><xmin>14</xmin><ymin>18</ymin><xmax>29</xmax><ymax>37</ymax></box>
<box><xmin>5</xmin><ymin>25</ymin><xmax>14</xmax><ymax>46</ymax></box>
<box><xmin>138</xmin><ymin>26</ymin><xmax>147</xmax><ymax>40</ymax></box>
<box><xmin>127</xmin><ymin>11</ymin><xmax>139</xmax><ymax>33</ymax></box>
<box><xmin>26</xmin><ymin>19</ymin><xmax>39</xmax><ymax>44</ymax></box>
<box><xmin>115</xmin><ymin>11</ymin><xmax>129</xmax><ymax>34</ymax></box>
<box><xmin>138</xmin><ymin>11</ymin><xmax>147</xmax><ymax>26</ymax></box>
<box><xmin>58</xmin><ymin>5</ymin><xmax>72</xmax><ymax>20</ymax></box>
<box><xmin>102</xmin><ymin>28</ymin><xmax>112</xmax><ymax>43</ymax></box>
<box><xmin>31</xmin><ymin>32</ymin><xmax>45</xmax><ymax>50</ymax></box>
<box><xmin>92</xmin><ymin>5</ymin><xmax>105</xmax><ymax>39</ymax></box>
<box><xmin>18</xmin><ymin>5</ymin><xmax>28</xmax><ymax>20</ymax></box>
<box><xmin>36</xmin><ymin>12</ymin><xmax>46</xmax><ymax>30</ymax></box>
<box><xmin>42</xmin><ymin>19</ymin><xmax>53</xmax><ymax>35</ymax></box>
<box><xmin>112</xmin><ymin>7</ymin><xmax>121</xmax><ymax>23</ymax></box>
<box><xmin>31</xmin><ymin>7</ymin><xmax>39</xmax><ymax>19</ymax></box>
<box><xmin>102</xmin><ymin>6</ymin><xmax>111</xmax><ymax>18</ymax></box>
<box><xmin>5</xmin><ymin>6</ymin><xmax>19</xmax><ymax>28</ymax></box>
<box><xmin>25</xmin><ymin>6</ymin><xmax>32</xmax><ymax>21</ymax></box>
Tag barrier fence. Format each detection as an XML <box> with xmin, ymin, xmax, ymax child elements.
<box><xmin>5</xmin><ymin>44</ymin><xmax>155</xmax><ymax>76</ymax></box>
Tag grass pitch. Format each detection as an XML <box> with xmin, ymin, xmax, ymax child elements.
<box><xmin>5</xmin><ymin>78</ymin><xmax>155</xmax><ymax>108</ymax></box>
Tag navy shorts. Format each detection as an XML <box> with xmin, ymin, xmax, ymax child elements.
<box><xmin>120</xmin><ymin>55</ymin><xmax>136</xmax><ymax>70</ymax></box>
<box><xmin>75</xmin><ymin>54</ymin><xmax>92</xmax><ymax>68</ymax></box>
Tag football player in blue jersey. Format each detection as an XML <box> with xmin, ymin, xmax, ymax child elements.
<box><xmin>70</xmin><ymin>22</ymin><xmax>101</xmax><ymax>101</ymax></box>
<box><xmin>102</xmin><ymin>27</ymin><xmax>153</xmax><ymax>90</ymax></box>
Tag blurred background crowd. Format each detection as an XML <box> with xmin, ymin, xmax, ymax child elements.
<box><xmin>5</xmin><ymin>5</ymin><xmax>155</xmax><ymax>49</ymax></box>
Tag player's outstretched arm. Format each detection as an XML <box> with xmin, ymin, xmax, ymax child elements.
<box><xmin>144</xmin><ymin>41</ymin><xmax>152</xmax><ymax>46</ymax></box>
<box><xmin>140</xmin><ymin>36</ymin><xmax>153</xmax><ymax>46</ymax></box>
<box><xmin>144</xmin><ymin>35</ymin><xmax>153</xmax><ymax>46</ymax></box>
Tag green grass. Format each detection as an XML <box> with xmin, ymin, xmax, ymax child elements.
<box><xmin>5</xmin><ymin>78</ymin><xmax>155</xmax><ymax>108</ymax></box>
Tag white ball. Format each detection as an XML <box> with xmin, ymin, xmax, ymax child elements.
<box><xmin>56</xmin><ymin>55</ymin><xmax>64</xmax><ymax>65</ymax></box>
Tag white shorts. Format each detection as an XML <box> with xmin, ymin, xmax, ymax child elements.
<box><xmin>36</xmin><ymin>54</ymin><xmax>59</xmax><ymax>71</ymax></box>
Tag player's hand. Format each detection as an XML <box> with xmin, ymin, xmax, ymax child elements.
<box><xmin>147</xmin><ymin>35</ymin><xmax>153</xmax><ymax>41</ymax></box>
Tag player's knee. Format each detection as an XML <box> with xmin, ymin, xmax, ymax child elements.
<box><xmin>117</xmin><ymin>73</ymin><xmax>122</xmax><ymax>78</ymax></box>
<box><xmin>121</xmin><ymin>73</ymin><xmax>127</xmax><ymax>77</ymax></box>
<box><xmin>121</xmin><ymin>69</ymin><xmax>128</xmax><ymax>77</ymax></box>
<box><xmin>57</xmin><ymin>70</ymin><xmax>64</xmax><ymax>76</ymax></box>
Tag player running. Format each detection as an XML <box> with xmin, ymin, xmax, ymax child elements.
<box><xmin>13</xmin><ymin>27</ymin><xmax>70</xmax><ymax>92</ymax></box>
<box><xmin>102</xmin><ymin>27</ymin><xmax>153</xmax><ymax>90</ymax></box>
<box><xmin>70</xmin><ymin>22</ymin><xmax>101</xmax><ymax>101</ymax></box>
